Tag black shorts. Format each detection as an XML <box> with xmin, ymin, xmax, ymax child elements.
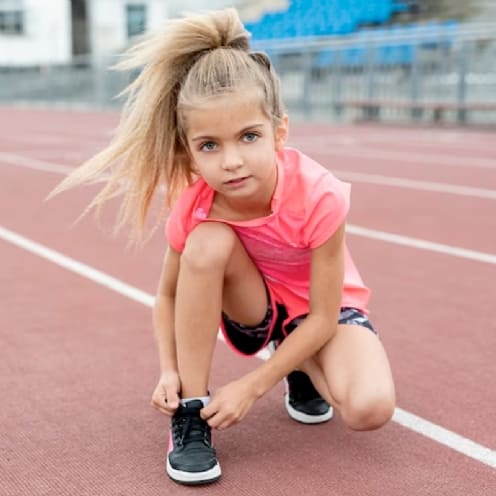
<box><xmin>221</xmin><ymin>299</ymin><xmax>377</xmax><ymax>357</ymax></box>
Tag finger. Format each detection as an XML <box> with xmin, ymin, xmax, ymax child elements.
<box><xmin>165</xmin><ymin>388</ymin><xmax>180</xmax><ymax>410</ymax></box>
<box><xmin>151</xmin><ymin>393</ymin><xmax>178</xmax><ymax>412</ymax></box>
<box><xmin>206</xmin><ymin>413</ymin><xmax>222</xmax><ymax>429</ymax></box>
<box><xmin>151</xmin><ymin>396</ymin><xmax>164</xmax><ymax>409</ymax></box>
<box><xmin>200</xmin><ymin>402</ymin><xmax>216</xmax><ymax>420</ymax></box>
<box><xmin>207</xmin><ymin>408</ymin><xmax>233</xmax><ymax>429</ymax></box>
<box><xmin>158</xmin><ymin>407</ymin><xmax>174</xmax><ymax>416</ymax></box>
<box><xmin>217</xmin><ymin>419</ymin><xmax>234</xmax><ymax>431</ymax></box>
<box><xmin>214</xmin><ymin>412</ymin><xmax>239</xmax><ymax>430</ymax></box>
<box><xmin>150</xmin><ymin>400</ymin><xmax>175</xmax><ymax>416</ymax></box>
<box><xmin>216</xmin><ymin>408</ymin><xmax>245</xmax><ymax>430</ymax></box>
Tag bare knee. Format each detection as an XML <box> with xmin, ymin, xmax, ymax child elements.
<box><xmin>341</xmin><ymin>390</ymin><xmax>395</xmax><ymax>431</ymax></box>
<box><xmin>181</xmin><ymin>223</ymin><xmax>237</xmax><ymax>272</ymax></box>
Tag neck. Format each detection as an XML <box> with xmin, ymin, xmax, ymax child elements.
<box><xmin>214</xmin><ymin>164</ymin><xmax>277</xmax><ymax>220</ymax></box>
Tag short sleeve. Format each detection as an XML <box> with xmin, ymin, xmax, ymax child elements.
<box><xmin>164</xmin><ymin>180</ymin><xmax>205</xmax><ymax>252</ymax></box>
<box><xmin>165</xmin><ymin>204</ymin><xmax>188</xmax><ymax>252</ymax></box>
<box><xmin>304</xmin><ymin>174</ymin><xmax>350</xmax><ymax>248</ymax></box>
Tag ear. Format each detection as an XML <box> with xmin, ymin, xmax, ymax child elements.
<box><xmin>274</xmin><ymin>114</ymin><xmax>289</xmax><ymax>151</ymax></box>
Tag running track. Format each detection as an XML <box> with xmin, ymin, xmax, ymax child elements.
<box><xmin>1</xmin><ymin>107</ymin><xmax>495</xmax><ymax>495</ymax></box>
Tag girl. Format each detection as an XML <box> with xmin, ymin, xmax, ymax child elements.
<box><xmin>51</xmin><ymin>8</ymin><xmax>395</xmax><ymax>487</ymax></box>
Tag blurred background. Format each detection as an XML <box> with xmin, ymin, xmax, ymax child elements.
<box><xmin>0</xmin><ymin>0</ymin><xmax>495</xmax><ymax>125</ymax></box>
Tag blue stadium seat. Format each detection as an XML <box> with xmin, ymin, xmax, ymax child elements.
<box><xmin>246</xmin><ymin>0</ymin><xmax>382</xmax><ymax>40</ymax></box>
<box><xmin>244</xmin><ymin>0</ymin><xmax>455</xmax><ymax>68</ymax></box>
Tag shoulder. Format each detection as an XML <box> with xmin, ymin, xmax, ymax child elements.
<box><xmin>165</xmin><ymin>179</ymin><xmax>212</xmax><ymax>251</ymax></box>
<box><xmin>279</xmin><ymin>147</ymin><xmax>349</xmax><ymax>200</ymax></box>
<box><xmin>278</xmin><ymin>147</ymin><xmax>351</xmax><ymax>248</ymax></box>
<box><xmin>278</xmin><ymin>147</ymin><xmax>351</xmax><ymax>216</ymax></box>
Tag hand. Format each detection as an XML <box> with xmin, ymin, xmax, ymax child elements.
<box><xmin>150</xmin><ymin>370</ymin><xmax>181</xmax><ymax>416</ymax></box>
<box><xmin>200</xmin><ymin>377</ymin><xmax>259</xmax><ymax>430</ymax></box>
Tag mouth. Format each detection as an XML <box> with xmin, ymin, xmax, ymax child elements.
<box><xmin>223</xmin><ymin>176</ymin><xmax>251</xmax><ymax>186</ymax></box>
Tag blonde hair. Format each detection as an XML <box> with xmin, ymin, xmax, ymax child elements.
<box><xmin>49</xmin><ymin>8</ymin><xmax>285</xmax><ymax>241</ymax></box>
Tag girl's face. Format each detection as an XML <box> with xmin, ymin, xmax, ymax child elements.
<box><xmin>184</xmin><ymin>89</ymin><xmax>288</xmax><ymax>209</ymax></box>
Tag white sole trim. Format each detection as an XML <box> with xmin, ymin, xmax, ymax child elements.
<box><xmin>166</xmin><ymin>457</ymin><xmax>221</xmax><ymax>485</ymax></box>
<box><xmin>285</xmin><ymin>394</ymin><xmax>333</xmax><ymax>424</ymax></box>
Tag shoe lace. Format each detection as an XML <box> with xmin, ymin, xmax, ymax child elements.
<box><xmin>173</xmin><ymin>410</ymin><xmax>210</xmax><ymax>448</ymax></box>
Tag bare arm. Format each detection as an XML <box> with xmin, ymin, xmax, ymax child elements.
<box><xmin>153</xmin><ymin>246</ymin><xmax>180</xmax><ymax>372</ymax></box>
<box><xmin>150</xmin><ymin>246</ymin><xmax>181</xmax><ymax>415</ymax></box>
<box><xmin>246</xmin><ymin>222</ymin><xmax>345</xmax><ymax>397</ymax></box>
<box><xmin>201</xmin><ymin>223</ymin><xmax>346</xmax><ymax>428</ymax></box>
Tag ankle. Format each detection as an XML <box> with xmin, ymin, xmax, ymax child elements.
<box><xmin>181</xmin><ymin>396</ymin><xmax>210</xmax><ymax>408</ymax></box>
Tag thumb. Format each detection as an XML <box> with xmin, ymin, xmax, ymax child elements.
<box><xmin>165</xmin><ymin>386</ymin><xmax>180</xmax><ymax>409</ymax></box>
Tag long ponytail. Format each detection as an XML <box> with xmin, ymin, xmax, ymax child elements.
<box><xmin>48</xmin><ymin>8</ymin><xmax>283</xmax><ymax>242</ymax></box>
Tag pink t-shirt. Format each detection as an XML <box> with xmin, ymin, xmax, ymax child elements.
<box><xmin>166</xmin><ymin>147</ymin><xmax>371</xmax><ymax>321</ymax></box>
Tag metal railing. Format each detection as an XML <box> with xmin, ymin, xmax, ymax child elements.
<box><xmin>258</xmin><ymin>22</ymin><xmax>496</xmax><ymax>124</ymax></box>
<box><xmin>1</xmin><ymin>22</ymin><xmax>495</xmax><ymax>125</ymax></box>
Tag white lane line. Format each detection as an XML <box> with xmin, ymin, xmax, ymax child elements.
<box><xmin>0</xmin><ymin>152</ymin><xmax>75</xmax><ymax>174</ymax></box>
<box><xmin>347</xmin><ymin>225</ymin><xmax>496</xmax><ymax>265</ymax></box>
<box><xmin>290</xmin><ymin>138</ymin><xmax>496</xmax><ymax>169</ymax></box>
<box><xmin>1</xmin><ymin>224</ymin><xmax>495</xmax><ymax>469</ymax></box>
<box><xmin>1</xmin><ymin>152</ymin><xmax>494</xmax><ymax>263</ymax></box>
<box><xmin>334</xmin><ymin>170</ymin><xmax>496</xmax><ymax>200</ymax></box>
<box><xmin>2</xmin><ymin>152</ymin><xmax>496</xmax><ymax>200</ymax></box>
<box><xmin>304</xmin><ymin>130</ymin><xmax>496</xmax><ymax>151</ymax></box>
<box><xmin>0</xmin><ymin>225</ymin><xmax>154</xmax><ymax>307</ymax></box>
<box><xmin>393</xmin><ymin>409</ymin><xmax>496</xmax><ymax>469</ymax></box>
<box><xmin>0</xmin><ymin>153</ymin><xmax>111</xmax><ymax>183</ymax></box>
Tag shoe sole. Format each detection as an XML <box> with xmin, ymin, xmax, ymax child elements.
<box><xmin>166</xmin><ymin>458</ymin><xmax>221</xmax><ymax>485</ymax></box>
<box><xmin>285</xmin><ymin>394</ymin><xmax>333</xmax><ymax>424</ymax></box>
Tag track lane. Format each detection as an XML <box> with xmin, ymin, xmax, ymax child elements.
<box><xmin>1</xmin><ymin>154</ymin><xmax>495</xmax><ymax>449</ymax></box>
<box><xmin>1</xmin><ymin>108</ymin><xmax>496</xmax><ymax>493</ymax></box>
<box><xmin>346</xmin><ymin>183</ymin><xmax>496</xmax><ymax>254</ymax></box>
<box><xmin>1</xmin><ymin>235</ymin><xmax>495</xmax><ymax>496</ymax></box>
<box><xmin>2</xmin><ymin>107</ymin><xmax>496</xmax><ymax>190</ymax></box>
<box><xmin>302</xmin><ymin>148</ymin><xmax>496</xmax><ymax>190</ymax></box>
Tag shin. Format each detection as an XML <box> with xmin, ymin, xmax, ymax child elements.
<box><xmin>174</xmin><ymin>222</ymin><xmax>267</xmax><ymax>398</ymax></box>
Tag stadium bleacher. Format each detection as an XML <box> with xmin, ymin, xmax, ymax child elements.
<box><xmin>244</xmin><ymin>1</ymin><xmax>459</xmax><ymax>68</ymax></box>
<box><xmin>244</xmin><ymin>0</ymin><xmax>400</xmax><ymax>40</ymax></box>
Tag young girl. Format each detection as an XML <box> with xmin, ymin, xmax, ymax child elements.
<box><xmin>51</xmin><ymin>8</ymin><xmax>395</xmax><ymax>487</ymax></box>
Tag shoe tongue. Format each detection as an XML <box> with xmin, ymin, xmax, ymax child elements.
<box><xmin>182</xmin><ymin>399</ymin><xmax>204</xmax><ymax>410</ymax></box>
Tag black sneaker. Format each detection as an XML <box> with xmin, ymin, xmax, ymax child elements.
<box><xmin>166</xmin><ymin>400</ymin><xmax>221</xmax><ymax>485</ymax></box>
<box><xmin>285</xmin><ymin>370</ymin><xmax>333</xmax><ymax>424</ymax></box>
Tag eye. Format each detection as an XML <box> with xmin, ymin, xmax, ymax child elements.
<box><xmin>200</xmin><ymin>141</ymin><xmax>217</xmax><ymax>152</ymax></box>
<box><xmin>243</xmin><ymin>132</ymin><xmax>259</xmax><ymax>143</ymax></box>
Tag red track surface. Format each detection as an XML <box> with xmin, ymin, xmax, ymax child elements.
<box><xmin>1</xmin><ymin>107</ymin><xmax>495</xmax><ymax>495</ymax></box>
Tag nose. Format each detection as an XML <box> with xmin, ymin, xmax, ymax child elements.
<box><xmin>221</xmin><ymin>144</ymin><xmax>243</xmax><ymax>171</ymax></box>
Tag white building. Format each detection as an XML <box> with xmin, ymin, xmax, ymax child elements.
<box><xmin>1</xmin><ymin>0</ymin><xmax>180</xmax><ymax>66</ymax></box>
<box><xmin>0</xmin><ymin>0</ymin><xmax>72</xmax><ymax>66</ymax></box>
<box><xmin>0</xmin><ymin>0</ymin><xmax>284</xmax><ymax>67</ymax></box>
<box><xmin>0</xmin><ymin>0</ymin><xmax>167</xmax><ymax>66</ymax></box>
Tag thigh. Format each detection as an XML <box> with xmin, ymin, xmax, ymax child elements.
<box><xmin>183</xmin><ymin>222</ymin><xmax>268</xmax><ymax>326</ymax></box>
<box><xmin>218</xmin><ymin>224</ymin><xmax>268</xmax><ymax>326</ymax></box>
<box><xmin>316</xmin><ymin>324</ymin><xmax>395</xmax><ymax>408</ymax></box>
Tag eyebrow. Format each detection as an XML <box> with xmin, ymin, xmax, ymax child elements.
<box><xmin>191</xmin><ymin>123</ymin><xmax>265</xmax><ymax>142</ymax></box>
